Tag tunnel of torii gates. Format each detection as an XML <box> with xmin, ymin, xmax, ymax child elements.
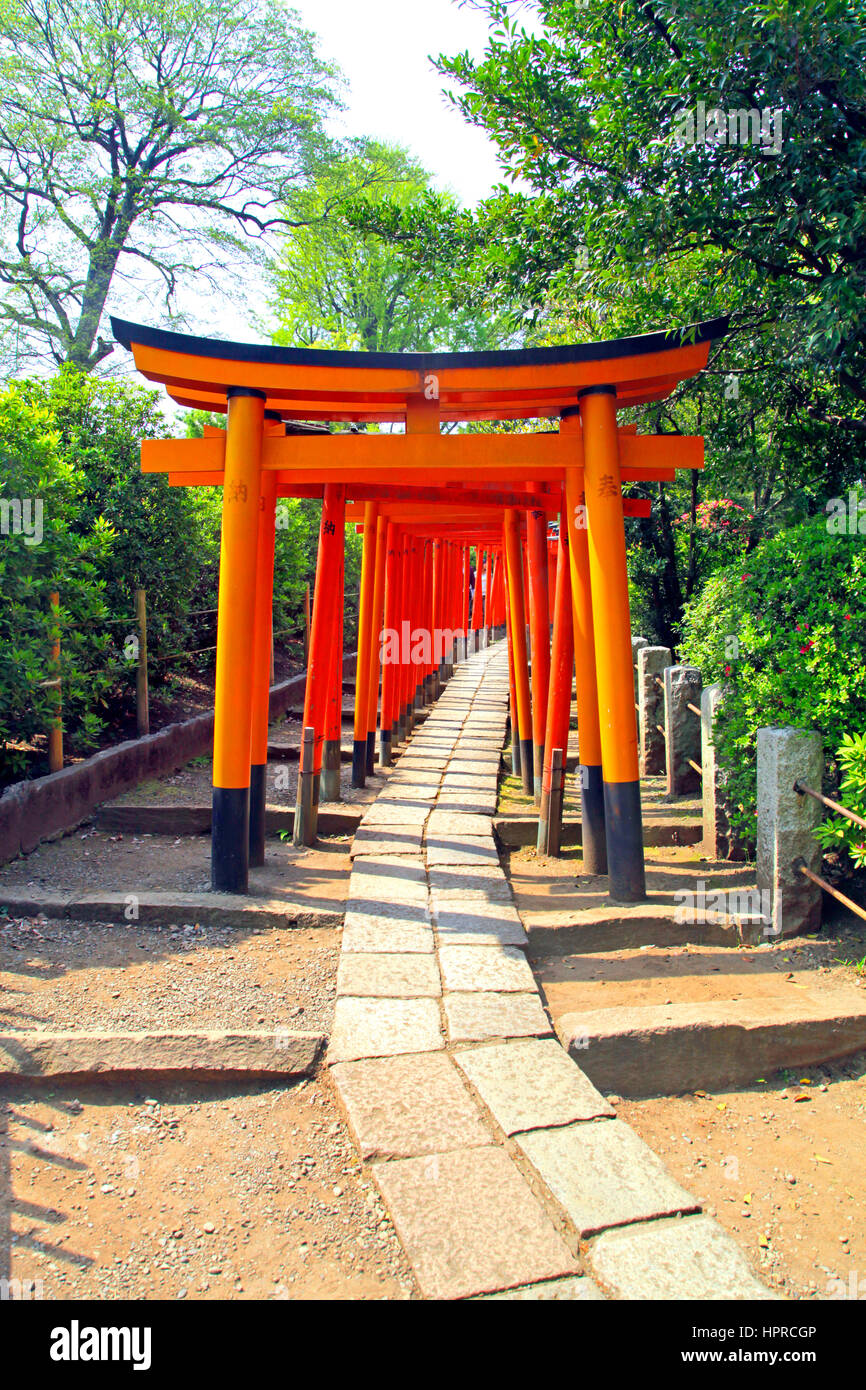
<box><xmin>112</xmin><ymin>314</ymin><xmax>727</xmax><ymax>903</ymax></box>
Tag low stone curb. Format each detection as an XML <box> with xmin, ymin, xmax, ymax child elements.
<box><xmin>93</xmin><ymin>804</ymin><xmax>360</xmax><ymax>838</ymax></box>
<box><xmin>0</xmin><ymin>888</ymin><xmax>341</xmax><ymax>930</ymax></box>
<box><xmin>493</xmin><ymin>815</ymin><xmax>702</xmax><ymax>849</ymax></box>
<box><xmin>558</xmin><ymin>1001</ymin><xmax>866</xmax><ymax>1098</ymax></box>
<box><xmin>0</xmin><ymin>1028</ymin><xmax>323</xmax><ymax>1079</ymax></box>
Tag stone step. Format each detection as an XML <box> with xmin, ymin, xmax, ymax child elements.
<box><xmin>494</xmin><ymin>814</ymin><xmax>702</xmax><ymax>849</ymax></box>
<box><xmin>517</xmin><ymin>848</ymin><xmax>763</xmax><ymax>954</ymax></box>
<box><xmin>536</xmin><ymin>940</ymin><xmax>866</xmax><ymax>1095</ymax></box>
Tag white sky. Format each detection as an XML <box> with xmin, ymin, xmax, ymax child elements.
<box><xmin>290</xmin><ymin>0</ymin><xmax>511</xmax><ymax>207</ymax></box>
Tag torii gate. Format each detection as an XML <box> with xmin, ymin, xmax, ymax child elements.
<box><xmin>112</xmin><ymin>315</ymin><xmax>726</xmax><ymax>903</ymax></box>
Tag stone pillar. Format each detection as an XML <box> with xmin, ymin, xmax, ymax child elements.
<box><xmin>701</xmin><ymin>684</ymin><xmax>749</xmax><ymax>861</ymax></box>
<box><xmin>631</xmin><ymin>636</ymin><xmax>648</xmax><ymax>708</ymax></box>
<box><xmin>664</xmin><ymin>665</ymin><xmax>702</xmax><ymax>796</ymax></box>
<box><xmin>757</xmin><ymin>727</ymin><xmax>823</xmax><ymax>940</ymax></box>
<box><xmin>638</xmin><ymin>645</ymin><xmax>671</xmax><ymax>777</ymax></box>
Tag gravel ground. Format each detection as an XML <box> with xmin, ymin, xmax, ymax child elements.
<box><xmin>0</xmin><ymin>918</ymin><xmax>418</xmax><ymax>1300</ymax></box>
<box><xmin>0</xmin><ymin>826</ymin><xmax>353</xmax><ymax>904</ymax></box>
<box><xmin>0</xmin><ymin>919</ymin><xmax>340</xmax><ymax>1034</ymax></box>
<box><xmin>1</xmin><ymin>1074</ymin><xmax>417</xmax><ymax>1300</ymax></box>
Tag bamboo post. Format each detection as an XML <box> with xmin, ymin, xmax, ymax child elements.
<box><xmin>135</xmin><ymin>587</ymin><xmax>149</xmax><ymax>736</ymax></box>
<box><xmin>47</xmin><ymin>590</ymin><xmax>63</xmax><ymax>772</ymax></box>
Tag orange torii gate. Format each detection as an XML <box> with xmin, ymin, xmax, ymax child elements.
<box><xmin>112</xmin><ymin>315</ymin><xmax>725</xmax><ymax>901</ymax></box>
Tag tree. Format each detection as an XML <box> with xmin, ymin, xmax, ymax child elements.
<box><xmin>0</xmin><ymin>0</ymin><xmax>338</xmax><ymax>370</ymax></box>
<box><xmin>430</xmin><ymin>0</ymin><xmax>866</xmax><ymax>403</ymax></box>
<box><xmin>270</xmin><ymin>138</ymin><xmax>510</xmax><ymax>352</ymax></box>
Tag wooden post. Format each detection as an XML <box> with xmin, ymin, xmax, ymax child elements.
<box><xmin>47</xmin><ymin>590</ymin><xmax>63</xmax><ymax>773</ymax></box>
<box><xmin>576</xmin><ymin>388</ymin><xmax>646</xmax><ymax>902</ymax></box>
<box><xmin>504</xmin><ymin>508</ymin><xmax>533</xmax><ymax>795</ymax></box>
<box><xmin>537</xmin><ymin>514</ymin><xmax>573</xmax><ymax>855</ymax></box>
<box><xmin>211</xmin><ymin>388</ymin><xmax>265</xmax><ymax>894</ymax></box>
<box><xmin>294</xmin><ymin>483</ymin><xmax>345</xmax><ymax>845</ymax></box>
<box><xmin>563</xmin><ymin>451</ymin><xmax>607</xmax><ymax>877</ymax></box>
<box><xmin>366</xmin><ymin>512</ymin><xmax>388</xmax><ymax>772</ymax></box>
<box><xmin>526</xmin><ymin>505</ymin><xmax>550</xmax><ymax>802</ymax></box>
<box><xmin>352</xmin><ymin>501</ymin><xmax>378</xmax><ymax>786</ymax></box>
<box><xmin>548</xmin><ymin>748</ymin><xmax>564</xmax><ymax>857</ymax></box>
<box><xmin>321</xmin><ymin>544</ymin><xmax>344</xmax><ymax>803</ymax></box>
<box><xmin>135</xmin><ymin>587</ymin><xmax>149</xmax><ymax>737</ymax></box>
<box><xmin>249</xmin><ymin>471</ymin><xmax>278</xmax><ymax>867</ymax></box>
<box><xmin>379</xmin><ymin>522</ymin><xmax>399</xmax><ymax>766</ymax></box>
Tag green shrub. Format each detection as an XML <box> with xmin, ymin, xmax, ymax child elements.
<box><xmin>813</xmin><ymin>732</ymin><xmax>866</xmax><ymax>869</ymax></box>
<box><xmin>679</xmin><ymin>513</ymin><xmax>866</xmax><ymax>848</ymax></box>
<box><xmin>17</xmin><ymin>369</ymin><xmax>222</xmax><ymax>676</ymax></box>
<box><xmin>0</xmin><ymin>387</ymin><xmax>115</xmax><ymax>780</ymax></box>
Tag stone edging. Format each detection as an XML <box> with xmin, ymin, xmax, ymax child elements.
<box><xmin>0</xmin><ymin>654</ymin><xmax>356</xmax><ymax>866</ymax></box>
<box><xmin>0</xmin><ymin>1029</ymin><xmax>322</xmax><ymax>1080</ymax></box>
<box><xmin>326</xmin><ymin>643</ymin><xmax>777</xmax><ymax>1301</ymax></box>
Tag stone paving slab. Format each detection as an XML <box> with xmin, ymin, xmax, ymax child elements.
<box><xmin>433</xmin><ymin>898</ymin><xmax>523</xmax><ymax>926</ymax></box>
<box><xmin>372</xmin><ymin>1146</ymin><xmax>580</xmax><ymax>1300</ymax></box>
<box><xmin>360</xmin><ymin>801</ymin><xmax>431</xmax><ymax>828</ymax></box>
<box><xmin>482</xmin><ymin>1275</ymin><xmax>605</xmax><ymax>1301</ymax></box>
<box><xmin>588</xmin><ymin>1215</ymin><xmax>779</xmax><ymax>1300</ymax></box>
<box><xmin>342</xmin><ymin>913</ymin><xmax>434</xmax><ymax>955</ymax></box>
<box><xmin>331</xmin><ymin>1052</ymin><xmax>490</xmax><ymax>1160</ymax></box>
<box><xmin>444</xmin><ymin>991</ymin><xmax>552</xmax><ymax>1043</ymax></box>
<box><xmin>515</xmin><ymin>1119</ymin><xmax>699</xmax><ymax>1237</ymax></box>
<box><xmin>448</xmin><ymin>757</ymin><xmax>501</xmax><ymax>773</ymax></box>
<box><xmin>428</xmin><ymin>865</ymin><xmax>514</xmax><ymax>902</ymax></box>
<box><xmin>454</xmin><ymin>1038</ymin><xmax>614</xmax><ymax>1135</ymax></box>
<box><xmin>379</xmin><ymin>782</ymin><xmax>441</xmax><ymax>802</ymax></box>
<box><xmin>328</xmin><ymin>997</ymin><xmax>443</xmax><ymax>1063</ymax></box>
<box><xmin>350</xmin><ymin>825</ymin><xmax>425</xmax><ymax>857</ymax></box>
<box><xmin>433</xmin><ymin>795</ymin><xmax>499</xmax><ymax>815</ymax></box>
<box><xmin>336</xmin><ymin>952</ymin><xmax>441</xmax><ymax>998</ymax></box>
<box><xmin>426</xmin><ymin>835</ymin><xmax>500</xmax><ymax>867</ymax></box>
<box><xmin>427</xmin><ymin>810</ymin><xmax>496</xmax><ymax>837</ymax></box>
<box><xmin>439</xmin><ymin>944</ymin><xmax>536</xmax><ymax>993</ymax></box>
<box><xmin>433</xmin><ymin>910</ymin><xmax>528</xmax><ymax>948</ymax></box>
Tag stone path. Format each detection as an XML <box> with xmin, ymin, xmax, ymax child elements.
<box><xmin>328</xmin><ymin>644</ymin><xmax>775</xmax><ymax>1300</ymax></box>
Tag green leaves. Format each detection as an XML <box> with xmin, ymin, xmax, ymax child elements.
<box><xmin>0</xmin><ymin>0</ymin><xmax>339</xmax><ymax>368</ymax></box>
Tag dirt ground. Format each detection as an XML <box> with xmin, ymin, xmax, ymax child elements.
<box><xmin>503</xmin><ymin>838</ymin><xmax>866</xmax><ymax>1301</ymax></box>
<box><xmin>0</xmin><ymin>915</ymin><xmax>417</xmax><ymax>1300</ymax></box>
<box><xmin>0</xmin><ymin>824</ymin><xmax>354</xmax><ymax>909</ymax></box>
<box><xmin>618</xmin><ymin>1053</ymin><xmax>866</xmax><ymax>1301</ymax></box>
<box><xmin>0</xmin><ymin>918</ymin><xmax>341</xmax><ymax>1034</ymax></box>
<box><xmin>1</xmin><ymin>1073</ymin><xmax>416</xmax><ymax>1300</ymax></box>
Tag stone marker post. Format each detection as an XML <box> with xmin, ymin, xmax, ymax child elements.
<box><xmin>631</xmin><ymin>636</ymin><xmax>648</xmax><ymax>708</ymax></box>
<box><xmin>757</xmin><ymin>727</ymin><xmax>823</xmax><ymax>939</ymax></box>
<box><xmin>664</xmin><ymin>665</ymin><xmax>703</xmax><ymax>796</ymax></box>
<box><xmin>702</xmin><ymin>684</ymin><xmax>727</xmax><ymax>858</ymax></box>
<box><xmin>638</xmin><ymin>645</ymin><xmax>671</xmax><ymax>777</ymax></box>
